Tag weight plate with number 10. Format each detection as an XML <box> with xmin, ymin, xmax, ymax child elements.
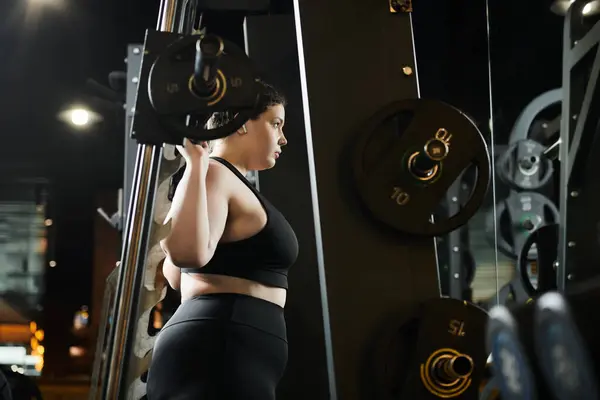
<box><xmin>353</xmin><ymin>99</ymin><xmax>491</xmax><ymax>237</ymax></box>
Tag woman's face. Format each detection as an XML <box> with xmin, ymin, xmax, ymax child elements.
<box><xmin>243</xmin><ymin>104</ymin><xmax>287</xmax><ymax>170</ymax></box>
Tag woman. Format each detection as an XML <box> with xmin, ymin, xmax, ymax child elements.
<box><xmin>146</xmin><ymin>81</ymin><xmax>298</xmax><ymax>400</ymax></box>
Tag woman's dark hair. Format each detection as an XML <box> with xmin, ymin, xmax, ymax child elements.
<box><xmin>206</xmin><ymin>79</ymin><xmax>287</xmax><ymax>130</ymax></box>
<box><xmin>167</xmin><ymin>80</ymin><xmax>286</xmax><ymax>201</ymax></box>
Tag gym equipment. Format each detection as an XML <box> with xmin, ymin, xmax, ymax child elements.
<box><xmin>370</xmin><ymin>298</ymin><xmax>487</xmax><ymax>399</ymax></box>
<box><xmin>558</xmin><ymin>2</ymin><xmax>600</xmax><ymax>291</ymax></box>
<box><xmin>425</xmin><ymin>170</ymin><xmax>477</xmax><ymax>300</ymax></box>
<box><xmin>485</xmin><ymin>219</ymin><xmax>558</xmax><ymax>310</ymax></box>
<box><xmin>353</xmin><ymin>99</ymin><xmax>491</xmax><ymax>237</ymax></box>
<box><xmin>90</xmin><ymin>267</ymin><xmax>120</xmax><ymax>400</ymax></box>
<box><xmin>486</xmin><ymin>278</ymin><xmax>532</xmax><ymax>309</ymax></box>
<box><xmin>517</xmin><ymin>224</ymin><xmax>558</xmax><ymax>297</ymax></box>
<box><xmin>435</xmin><ymin>176</ymin><xmax>475</xmax><ymax>300</ymax></box>
<box><xmin>479</xmin><ymin>376</ymin><xmax>501</xmax><ymax>400</ymax></box>
<box><xmin>133</xmin><ymin>31</ymin><xmax>260</xmax><ymax>144</ymax></box>
<box><xmin>496</xmin><ymin>139</ymin><xmax>554</xmax><ymax>191</ymax></box>
<box><xmin>533</xmin><ymin>292</ymin><xmax>598</xmax><ymax>399</ymax></box>
<box><xmin>508</xmin><ymin>89</ymin><xmax>561</xmax><ymax>146</ymax></box>
<box><xmin>103</xmin><ymin>0</ymin><xmax>494</xmax><ymax>398</ymax></box>
<box><xmin>100</xmin><ymin>1</ymin><xmax>264</xmax><ymax>398</ymax></box>
<box><xmin>485</xmin><ymin>191</ymin><xmax>558</xmax><ymax>260</ymax></box>
<box><xmin>249</xmin><ymin>0</ymin><xmax>493</xmax><ymax>398</ymax></box>
<box><xmin>502</xmin><ymin>287</ymin><xmax>600</xmax><ymax>400</ymax></box>
<box><xmin>497</xmin><ymin>89</ymin><xmax>561</xmax><ymax>191</ymax></box>
<box><xmin>486</xmin><ymin>305</ymin><xmax>537</xmax><ymax>400</ymax></box>
<box><xmin>437</xmin><ymin>244</ymin><xmax>476</xmax><ymax>301</ymax></box>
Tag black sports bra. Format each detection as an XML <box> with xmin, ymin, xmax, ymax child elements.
<box><xmin>181</xmin><ymin>157</ymin><xmax>299</xmax><ymax>289</ymax></box>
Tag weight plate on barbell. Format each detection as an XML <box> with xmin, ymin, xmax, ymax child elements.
<box><xmin>485</xmin><ymin>191</ymin><xmax>559</xmax><ymax>260</ymax></box>
<box><xmin>149</xmin><ymin>34</ymin><xmax>259</xmax><ymax>141</ymax></box>
<box><xmin>353</xmin><ymin>99</ymin><xmax>491</xmax><ymax>237</ymax></box>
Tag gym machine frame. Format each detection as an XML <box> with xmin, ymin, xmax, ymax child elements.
<box><xmin>100</xmin><ymin>1</ymin><xmax>174</xmax><ymax>398</ymax></box>
<box><xmin>558</xmin><ymin>0</ymin><xmax>600</xmax><ymax>291</ymax></box>
<box><xmin>481</xmin><ymin>6</ymin><xmax>600</xmax><ymax>398</ymax></box>
<box><xmin>99</xmin><ymin>0</ymin><xmax>269</xmax><ymax>398</ymax></box>
<box><xmin>89</xmin><ymin>267</ymin><xmax>120</xmax><ymax>399</ymax></box>
<box><xmin>97</xmin><ymin>0</ymin><xmax>493</xmax><ymax>399</ymax></box>
<box><xmin>290</xmin><ymin>0</ymin><xmax>490</xmax><ymax>398</ymax></box>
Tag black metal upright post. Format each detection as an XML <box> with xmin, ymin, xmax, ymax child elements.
<box><xmin>290</xmin><ymin>2</ymin><xmax>441</xmax><ymax>398</ymax></box>
<box><xmin>123</xmin><ymin>44</ymin><xmax>144</xmax><ymax>227</ymax></box>
<box><xmin>244</xmin><ymin>14</ymin><xmax>330</xmax><ymax>399</ymax></box>
<box><xmin>101</xmin><ymin>1</ymin><xmax>178</xmax><ymax>398</ymax></box>
<box><xmin>558</xmin><ymin>2</ymin><xmax>600</xmax><ymax>292</ymax></box>
<box><xmin>102</xmin><ymin>146</ymin><xmax>163</xmax><ymax>399</ymax></box>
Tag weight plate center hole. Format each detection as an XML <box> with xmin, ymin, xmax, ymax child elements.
<box><xmin>452</xmin><ymin>355</ymin><xmax>474</xmax><ymax>377</ymax></box>
<box><xmin>522</xmin><ymin>218</ymin><xmax>536</xmax><ymax>231</ymax></box>
<box><xmin>518</xmin><ymin>155</ymin><xmax>539</xmax><ymax>174</ymax></box>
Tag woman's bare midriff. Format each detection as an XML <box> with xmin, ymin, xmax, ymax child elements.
<box><xmin>179</xmin><ymin>272</ymin><xmax>287</xmax><ymax>308</ymax></box>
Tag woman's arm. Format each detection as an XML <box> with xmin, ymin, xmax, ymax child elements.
<box><xmin>160</xmin><ymin>239</ymin><xmax>181</xmax><ymax>290</ymax></box>
<box><xmin>163</xmin><ymin>161</ymin><xmax>230</xmax><ymax>268</ymax></box>
<box><xmin>162</xmin><ymin>256</ymin><xmax>182</xmax><ymax>290</ymax></box>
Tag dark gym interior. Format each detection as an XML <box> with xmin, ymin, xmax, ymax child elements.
<box><xmin>0</xmin><ymin>0</ymin><xmax>597</xmax><ymax>399</ymax></box>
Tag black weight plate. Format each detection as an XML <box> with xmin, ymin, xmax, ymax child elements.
<box><xmin>486</xmin><ymin>306</ymin><xmax>537</xmax><ymax>400</ymax></box>
<box><xmin>368</xmin><ymin>312</ymin><xmax>420</xmax><ymax>399</ymax></box>
<box><xmin>485</xmin><ymin>191</ymin><xmax>559</xmax><ymax>260</ymax></box>
<box><xmin>508</xmin><ymin>89</ymin><xmax>561</xmax><ymax>144</ymax></box>
<box><xmin>517</xmin><ymin>224</ymin><xmax>558</xmax><ymax>297</ymax></box>
<box><xmin>534</xmin><ymin>293</ymin><xmax>599</xmax><ymax>400</ymax></box>
<box><xmin>149</xmin><ymin>34</ymin><xmax>259</xmax><ymax>141</ymax></box>
<box><xmin>497</xmin><ymin>139</ymin><xmax>554</xmax><ymax>191</ymax></box>
<box><xmin>353</xmin><ymin>99</ymin><xmax>491</xmax><ymax>237</ymax></box>
<box><xmin>369</xmin><ymin>298</ymin><xmax>488</xmax><ymax>400</ymax></box>
<box><xmin>411</xmin><ymin>298</ymin><xmax>488</xmax><ymax>399</ymax></box>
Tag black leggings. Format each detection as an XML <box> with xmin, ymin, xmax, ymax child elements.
<box><xmin>146</xmin><ymin>293</ymin><xmax>288</xmax><ymax>400</ymax></box>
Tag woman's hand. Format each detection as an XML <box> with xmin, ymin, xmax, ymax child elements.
<box><xmin>176</xmin><ymin>139</ymin><xmax>210</xmax><ymax>172</ymax></box>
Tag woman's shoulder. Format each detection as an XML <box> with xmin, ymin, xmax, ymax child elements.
<box><xmin>206</xmin><ymin>159</ymin><xmax>240</xmax><ymax>199</ymax></box>
<box><xmin>207</xmin><ymin>158</ymin><xmax>232</xmax><ymax>181</ymax></box>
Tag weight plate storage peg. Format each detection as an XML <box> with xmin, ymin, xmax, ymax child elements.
<box><xmin>369</xmin><ymin>298</ymin><xmax>488</xmax><ymax>399</ymax></box>
<box><xmin>353</xmin><ymin>99</ymin><xmax>491</xmax><ymax>237</ymax></box>
<box><xmin>497</xmin><ymin>139</ymin><xmax>554</xmax><ymax>191</ymax></box>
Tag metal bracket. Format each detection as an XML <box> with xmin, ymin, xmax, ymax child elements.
<box><xmin>389</xmin><ymin>0</ymin><xmax>413</xmax><ymax>13</ymax></box>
